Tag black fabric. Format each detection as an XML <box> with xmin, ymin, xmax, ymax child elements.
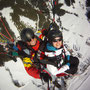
<box><xmin>42</xmin><ymin>29</ymin><xmax>49</xmax><ymax>37</ymax></box>
<box><xmin>16</xmin><ymin>41</ymin><xmax>31</xmax><ymax>58</ymax></box>
<box><xmin>65</xmin><ymin>56</ymin><xmax>79</xmax><ymax>74</ymax></box>
<box><xmin>39</xmin><ymin>58</ymin><xmax>57</xmax><ymax>67</ymax></box>
<box><xmin>38</xmin><ymin>41</ymin><xmax>47</xmax><ymax>52</ymax></box>
<box><xmin>40</xmin><ymin>72</ymin><xmax>52</xmax><ymax>82</ymax></box>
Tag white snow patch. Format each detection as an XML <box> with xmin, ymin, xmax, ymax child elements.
<box><xmin>19</xmin><ymin>15</ymin><xmax>36</xmax><ymax>30</ymax></box>
<box><xmin>0</xmin><ymin>7</ymin><xmax>20</xmax><ymax>38</ymax></box>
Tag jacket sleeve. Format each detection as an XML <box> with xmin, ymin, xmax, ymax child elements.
<box><xmin>16</xmin><ymin>41</ymin><xmax>31</xmax><ymax>57</ymax></box>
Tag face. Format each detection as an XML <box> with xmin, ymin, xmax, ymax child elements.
<box><xmin>26</xmin><ymin>38</ymin><xmax>37</xmax><ymax>46</ymax></box>
<box><xmin>52</xmin><ymin>37</ymin><xmax>62</xmax><ymax>49</ymax></box>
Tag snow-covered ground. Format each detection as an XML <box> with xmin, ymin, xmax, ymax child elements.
<box><xmin>0</xmin><ymin>0</ymin><xmax>90</xmax><ymax>90</ymax></box>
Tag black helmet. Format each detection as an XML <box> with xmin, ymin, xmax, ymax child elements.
<box><xmin>47</xmin><ymin>29</ymin><xmax>63</xmax><ymax>44</ymax></box>
<box><xmin>20</xmin><ymin>28</ymin><xmax>34</xmax><ymax>42</ymax></box>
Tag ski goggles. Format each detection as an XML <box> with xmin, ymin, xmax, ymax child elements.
<box><xmin>53</xmin><ymin>38</ymin><xmax>62</xmax><ymax>42</ymax></box>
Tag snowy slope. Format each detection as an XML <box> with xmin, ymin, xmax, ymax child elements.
<box><xmin>67</xmin><ymin>66</ymin><xmax>90</xmax><ymax>90</ymax></box>
<box><xmin>0</xmin><ymin>0</ymin><xmax>90</xmax><ymax>90</ymax></box>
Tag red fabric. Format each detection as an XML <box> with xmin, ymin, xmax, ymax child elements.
<box><xmin>32</xmin><ymin>40</ymin><xmax>40</xmax><ymax>51</ymax></box>
<box><xmin>41</xmin><ymin>29</ymin><xmax>46</xmax><ymax>34</ymax></box>
<box><xmin>40</xmin><ymin>51</ymin><xmax>45</xmax><ymax>60</ymax></box>
<box><xmin>55</xmin><ymin>1</ymin><xmax>57</xmax><ymax>5</ymax></box>
<box><xmin>56</xmin><ymin>73</ymin><xmax>68</xmax><ymax>77</ymax></box>
<box><xmin>39</xmin><ymin>34</ymin><xmax>43</xmax><ymax>39</ymax></box>
<box><xmin>17</xmin><ymin>44</ymin><xmax>22</xmax><ymax>50</ymax></box>
<box><xmin>25</xmin><ymin>67</ymin><xmax>41</xmax><ymax>79</ymax></box>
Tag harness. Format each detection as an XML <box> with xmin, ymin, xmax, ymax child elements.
<box><xmin>45</xmin><ymin>48</ymin><xmax>66</xmax><ymax>68</ymax></box>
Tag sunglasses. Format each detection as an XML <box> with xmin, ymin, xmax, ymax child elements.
<box><xmin>27</xmin><ymin>36</ymin><xmax>35</xmax><ymax>42</ymax></box>
<box><xmin>53</xmin><ymin>38</ymin><xmax>62</xmax><ymax>42</ymax></box>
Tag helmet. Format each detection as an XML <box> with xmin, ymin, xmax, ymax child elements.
<box><xmin>20</xmin><ymin>28</ymin><xmax>34</xmax><ymax>42</ymax></box>
<box><xmin>47</xmin><ymin>29</ymin><xmax>62</xmax><ymax>44</ymax></box>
